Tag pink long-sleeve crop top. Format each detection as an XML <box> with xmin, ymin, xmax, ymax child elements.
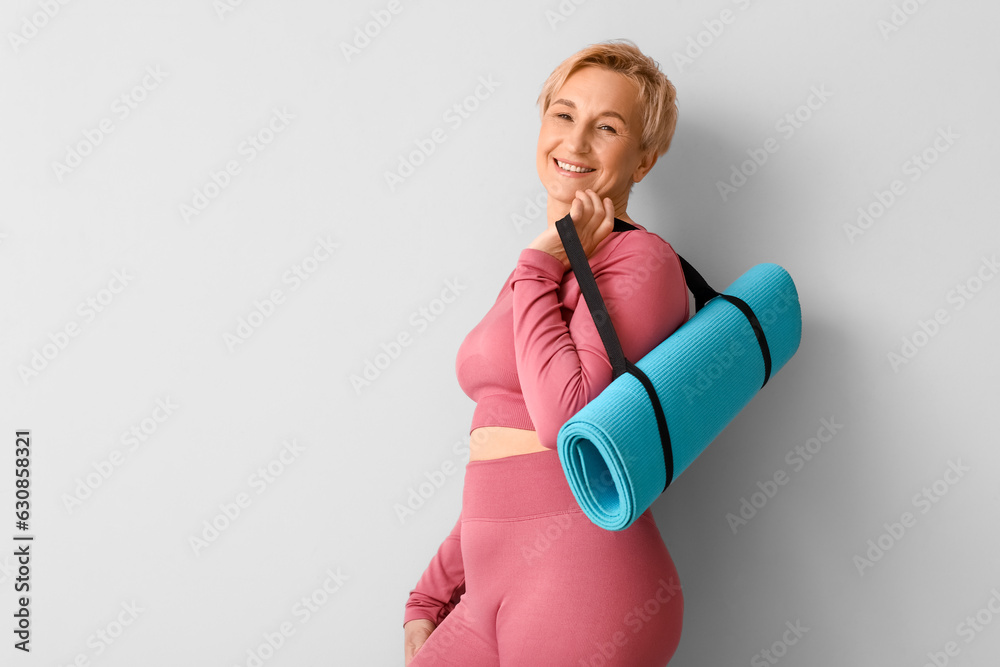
<box><xmin>455</xmin><ymin>219</ymin><xmax>691</xmax><ymax>450</ymax></box>
<box><xmin>404</xmin><ymin>220</ymin><xmax>690</xmax><ymax>629</ymax></box>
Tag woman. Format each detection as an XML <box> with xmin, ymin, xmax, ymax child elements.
<box><xmin>403</xmin><ymin>39</ymin><xmax>689</xmax><ymax>666</ymax></box>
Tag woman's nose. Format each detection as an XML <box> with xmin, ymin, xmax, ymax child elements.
<box><xmin>564</xmin><ymin>124</ymin><xmax>592</xmax><ymax>154</ymax></box>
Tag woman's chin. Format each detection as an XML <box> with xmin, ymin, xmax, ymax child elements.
<box><xmin>539</xmin><ymin>182</ymin><xmax>575</xmax><ymax>206</ymax></box>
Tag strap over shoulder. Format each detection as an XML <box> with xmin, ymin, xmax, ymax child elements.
<box><xmin>555</xmin><ymin>212</ymin><xmax>774</xmax><ymax>492</ymax></box>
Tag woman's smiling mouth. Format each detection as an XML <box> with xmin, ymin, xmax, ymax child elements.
<box><xmin>554</xmin><ymin>157</ymin><xmax>596</xmax><ymax>174</ymax></box>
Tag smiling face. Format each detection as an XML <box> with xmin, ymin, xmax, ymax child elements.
<box><xmin>536</xmin><ymin>66</ymin><xmax>657</xmax><ymax>221</ymax></box>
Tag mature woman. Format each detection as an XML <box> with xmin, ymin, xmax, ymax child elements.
<box><xmin>403</xmin><ymin>39</ymin><xmax>690</xmax><ymax>666</ymax></box>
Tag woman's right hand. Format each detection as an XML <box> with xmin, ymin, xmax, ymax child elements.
<box><xmin>404</xmin><ymin>618</ymin><xmax>436</xmax><ymax>665</ymax></box>
<box><xmin>528</xmin><ymin>188</ymin><xmax>615</xmax><ymax>271</ymax></box>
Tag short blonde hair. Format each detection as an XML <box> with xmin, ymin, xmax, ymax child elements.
<box><xmin>536</xmin><ymin>39</ymin><xmax>678</xmax><ymax>158</ymax></box>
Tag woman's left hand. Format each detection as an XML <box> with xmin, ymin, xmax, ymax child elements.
<box><xmin>529</xmin><ymin>189</ymin><xmax>615</xmax><ymax>271</ymax></box>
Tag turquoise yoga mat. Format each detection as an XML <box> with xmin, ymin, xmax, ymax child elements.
<box><xmin>556</xmin><ymin>262</ymin><xmax>802</xmax><ymax>531</ymax></box>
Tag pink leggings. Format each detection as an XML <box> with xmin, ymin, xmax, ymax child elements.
<box><xmin>409</xmin><ymin>448</ymin><xmax>683</xmax><ymax>667</ymax></box>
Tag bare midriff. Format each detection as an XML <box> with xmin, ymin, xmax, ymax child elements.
<box><xmin>468</xmin><ymin>426</ymin><xmax>549</xmax><ymax>461</ymax></box>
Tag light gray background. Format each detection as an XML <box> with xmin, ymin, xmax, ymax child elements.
<box><xmin>2</xmin><ymin>1</ymin><xmax>999</xmax><ymax>665</ymax></box>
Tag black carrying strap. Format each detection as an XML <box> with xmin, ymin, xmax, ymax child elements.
<box><xmin>674</xmin><ymin>254</ymin><xmax>773</xmax><ymax>386</ymax></box>
<box><xmin>555</xmin><ymin>213</ymin><xmax>773</xmax><ymax>492</ymax></box>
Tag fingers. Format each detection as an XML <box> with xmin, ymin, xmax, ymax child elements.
<box><xmin>404</xmin><ymin>621</ymin><xmax>434</xmax><ymax>665</ymax></box>
<box><xmin>571</xmin><ymin>190</ymin><xmax>594</xmax><ymax>230</ymax></box>
<box><xmin>570</xmin><ymin>190</ymin><xmax>596</xmax><ymax>228</ymax></box>
<box><xmin>585</xmin><ymin>188</ymin><xmax>603</xmax><ymax>216</ymax></box>
<box><xmin>404</xmin><ymin>638</ymin><xmax>424</xmax><ymax>665</ymax></box>
<box><xmin>569</xmin><ymin>195</ymin><xmax>583</xmax><ymax>225</ymax></box>
<box><xmin>576</xmin><ymin>189</ymin><xmax>613</xmax><ymax>223</ymax></box>
<box><xmin>574</xmin><ymin>189</ymin><xmax>614</xmax><ymax>231</ymax></box>
<box><xmin>565</xmin><ymin>190</ymin><xmax>616</xmax><ymax>258</ymax></box>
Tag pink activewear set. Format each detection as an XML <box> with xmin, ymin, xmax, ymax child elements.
<box><xmin>404</xmin><ymin>222</ymin><xmax>690</xmax><ymax>666</ymax></box>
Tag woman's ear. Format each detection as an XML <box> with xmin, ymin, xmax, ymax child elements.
<box><xmin>632</xmin><ymin>149</ymin><xmax>659</xmax><ymax>185</ymax></box>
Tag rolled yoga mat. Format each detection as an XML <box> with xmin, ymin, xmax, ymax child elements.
<box><xmin>556</xmin><ymin>262</ymin><xmax>802</xmax><ymax>531</ymax></box>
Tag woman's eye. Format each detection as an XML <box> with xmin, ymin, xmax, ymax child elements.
<box><xmin>552</xmin><ymin>113</ymin><xmax>617</xmax><ymax>133</ymax></box>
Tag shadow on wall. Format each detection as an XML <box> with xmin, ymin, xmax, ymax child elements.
<box><xmin>640</xmin><ymin>117</ymin><xmax>859</xmax><ymax>661</ymax></box>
